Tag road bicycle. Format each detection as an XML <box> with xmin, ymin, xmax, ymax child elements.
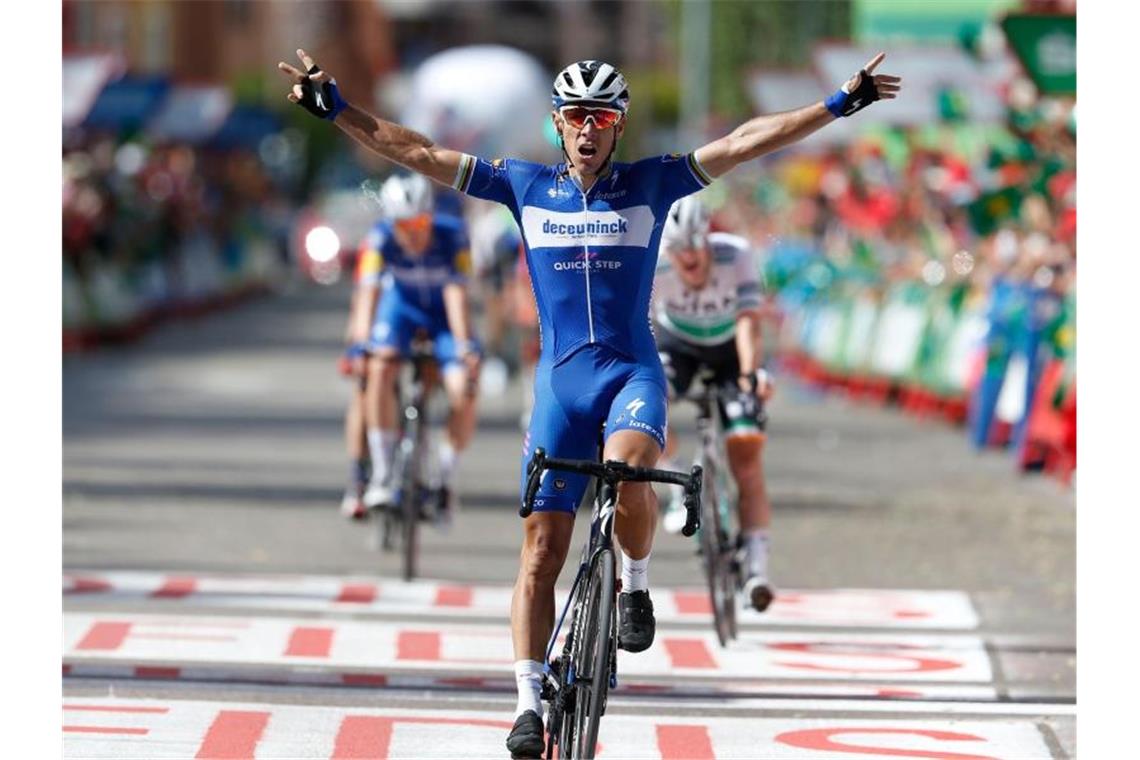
<box><xmin>685</xmin><ymin>373</ymin><xmax>745</xmax><ymax>647</ymax></box>
<box><xmin>377</xmin><ymin>334</ymin><xmax>442</xmax><ymax>582</ymax></box>
<box><xmin>519</xmin><ymin>445</ymin><xmax>702</xmax><ymax>759</ymax></box>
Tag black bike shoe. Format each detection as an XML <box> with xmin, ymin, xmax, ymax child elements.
<box><xmin>505</xmin><ymin>710</ymin><xmax>545</xmax><ymax>759</ymax></box>
<box><xmin>618</xmin><ymin>590</ymin><xmax>656</xmax><ymax>652</ymax></box>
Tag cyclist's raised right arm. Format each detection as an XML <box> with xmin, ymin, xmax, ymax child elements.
<box><xmin>277</xmin><ymin>49</ymin><xmax>466</xmax><ymax>188</ymax></box>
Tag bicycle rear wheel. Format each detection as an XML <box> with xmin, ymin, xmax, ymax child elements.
<box><xmin>558</xmin><ymin>548</ymin><xmax>615</xmax><ymax>759</ymax></box>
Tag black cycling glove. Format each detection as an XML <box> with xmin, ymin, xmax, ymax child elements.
<box><xmin>825</xmin><ymin>69</ymin><xmax>880</xmax><ymax>118</ymax></box>
<box><xmin>297</xmin><ymin>64</ymin><xmax>347</xmax><ymax>121</ymax></box>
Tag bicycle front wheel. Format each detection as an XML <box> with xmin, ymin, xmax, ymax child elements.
<box><xmin>699</xmin><ymin>455</ymin><xmax>736</xmax><ymax>647</ymax></box>
<box><xmin>559</xmin><ymin>548</ymin><xmax>615</xmax><ymax>759</ymax></box>
<box><xmin>397</xmin><ymin>430</ymin><xmax>422</xmax><ymax>582</ymax></box>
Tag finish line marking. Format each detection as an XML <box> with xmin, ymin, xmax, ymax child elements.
<box><xmin>64</xmin><ymin>570</ymin><xmax>980</xmax><ymax>630</ymax></box>
<box><xmin>64</xmin><ymin>612</ymin><xmax>993</xmax><ymax>683</ymax></box>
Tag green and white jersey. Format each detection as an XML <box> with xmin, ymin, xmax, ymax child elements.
<box><xmin>652</xmin><ymin>232</ymin><xmax>763</xmax><ymax>347</ymax></box>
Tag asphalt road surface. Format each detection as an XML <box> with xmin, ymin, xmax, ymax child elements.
<box><xmin>63</xmin><ymin>281</ymin><xmax>1075</xmax><ymax>759</ymax></box>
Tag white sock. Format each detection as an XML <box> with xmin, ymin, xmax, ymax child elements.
<box><xmin>367</xmin><ymin>428</ymin><xmax>399</xmax><ymax>483</ymax></box>
<box><xmin>438</xmin><ymin>441</ymin><xmax>459</xmax><ymax>486</ymax></box>
<box><xmin>514</xmin><ymin>659</ymin><xmax>544</xmax><ymax>718</ymax></box>
<box><xmin>742</xmin><ymin>528</ymin><xmax>770</xmax><ymax>580</ymax></box>
<box><xmin>621</xmin><ymin>550</ymin><xmax>651</xmax><ymax>594</ymax></box>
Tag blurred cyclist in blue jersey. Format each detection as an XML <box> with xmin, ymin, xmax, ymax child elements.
<box><xmin>356</xmin><ymin>174</ymin><xmax>481</xmax><ymax>523</ymax></box>
<box><xmin>279</xmin><ymin>47</ymin><xmax>900</xmax><ymax>758</ymax></box>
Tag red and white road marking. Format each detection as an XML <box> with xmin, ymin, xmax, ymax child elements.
<box><xmin>63</xmin><ymin>570</ymin><xmax>979</xmax><ymax>630</ymax></box>
<box><xmin>62</xmin><ymin>698</ymin><xmax>1054</xmax><ymax>759</ymax></box>
<box><xmin>63</xmin><ymin>612</ymin><xmax>992</xmax><ymax>683</ymax></box>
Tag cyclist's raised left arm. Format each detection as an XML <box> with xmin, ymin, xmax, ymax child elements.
<box><xmin>694</xmin><ymin>52</ymin><xmax>900</xmax><ymax>180</ymax></box>
<box><xmin>278</xmin><ymin>49</ymin><xmax>467</xmax><ymax>188</ymax></box>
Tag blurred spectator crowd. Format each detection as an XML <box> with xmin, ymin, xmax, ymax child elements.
<box><xmin>62</xmin><ymin>122</ymin><xmax>296</xmax><ymax>349</ymax></box>
<box><xmin>709</xmin><ymin>79</ymin><xmax>1076</xmax><ymax>482</ymax></box>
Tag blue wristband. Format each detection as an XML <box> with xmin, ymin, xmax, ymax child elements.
<box><xmin>322</xmin><ymin>79</ymin><xmax>347</xmax><ymax>121</ymax></box>
<box><xmin>825</xmin><ymin>70</ymin><xmax>879</xmax><ymax>118</ymax></box>
<box><xmin>825</xmin><ymin>89</ymin><xmax>848</xmax><ymax>118</ymax></box>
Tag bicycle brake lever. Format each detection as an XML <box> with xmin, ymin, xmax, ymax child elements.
<box><xmin>681</xmin><ymin>464</ymin><xmax>703</xmax><ymax>537</ymax></box>
<box><xmin>519</xmin><ymin>448</ymin><xmax>547</xmax><ymax>518</ymax></box>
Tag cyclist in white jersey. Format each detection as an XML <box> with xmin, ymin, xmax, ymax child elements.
<box><xmin>653</xmin><ymin>195</ymin><xmax>776</xmax><ymax>612</ymax></box>
<box><xmin>278</xmin><ymin>47</ymin><xmax>900</xmax><ymax>758</ymax></box>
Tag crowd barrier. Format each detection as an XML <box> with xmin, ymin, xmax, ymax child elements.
<box><xmin>775</xmin><ymin>270</ymin><xmax>1075</xmax><ymax>484</ymax></box>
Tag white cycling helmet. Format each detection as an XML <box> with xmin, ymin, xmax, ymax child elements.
<box><xmin>661</xmin><ymin>196</ymin><xmax>711</xmax><ymax>251</ymax></box>
<box><xmin>379</xmin><ymin>173</ymin><xmax>433</xmax><ymax>221</ymax></box>
<box><xmin>552</xmin><ymin>60</ymin><xmax>630</xmax><ymax>113</ymax></box>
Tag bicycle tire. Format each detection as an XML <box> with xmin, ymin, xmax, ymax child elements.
<box><xmin>377</xmin><ymin>442</ymin><xmax>406</xmax><ymax>554</ymax></box>
<box><xmin>400</xmin><ymin>431</ymin><xmax>422</xmax><ymax>582</ymax></box>
<box><xmin>559</xmin><ymin>548</ymin><xmax>615</xmax><ymax>759</ymax></box>
<box><xmin>713</xmin><ymin>457</ymin><xmax>739</xmax><ymax>641</ymax></box>
<box><xmin>699</xmin><ymin>454</ymin><xmax>735</xmax><ymax>647</ymax></box>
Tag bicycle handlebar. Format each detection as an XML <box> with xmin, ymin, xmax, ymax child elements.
<box><xmin>519</xmin><ymin>448</ymin><xmax>704</xmax><ymax>537</ymax></box>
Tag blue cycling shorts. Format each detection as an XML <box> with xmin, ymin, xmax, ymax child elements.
<box><xmin>369</xmin><ymin>290</ymin><xmax>475</xmax><ymax>369</ymax></box>
<box><xmin>520</xmin><ymin>344</ymin><xmax>668</xmax><ymax>514</ymax></box>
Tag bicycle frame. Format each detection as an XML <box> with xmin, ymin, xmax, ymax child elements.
<box><xmin>378</xmin><ymin>341</ymin><xmax>440</xmax><ymax>581</ymax></box>
<box><xmin>519</xmin><ymin>447</ymin><xmax>702</xmax><ymax>759</ymax></box>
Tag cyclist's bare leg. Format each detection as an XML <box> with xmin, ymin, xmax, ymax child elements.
<box><xmin>346</xmin><ymin>382</ymin><xmax>368</xmax><ymax>462</ymax></box>
<box><xmin>655</xmin><ymin>424</ymin><xmax>689</xmax><ymax>531</ymax></box>
<box><xmin>511</xmin><ymin>511</ymin><xmax>575</xmax><ymax>660</ymax></box>
<box><xmin>340</xmin><ymin>381</ymin><xmax>371</xmax><ymax>516</ymax></box>
<box><xmin>726</xmin><ymin>435</ymin><xmax>773</xmax><ymax>609</ymax></box>
<box><xmin>438</xmin><ymin>362</ymin><xmax>479</xmax><ymax>506</ymax></box>
<box><xmin>442</xmin><ymin>359</ymin><xmax>480</xmax><ymax>452</ymax></box>
<box><xmin>606</xmin><ymin>429</ymin><xmax>661</xmax><ymax>562</ymax></box>
<box><xmin>366</xmin><ymin>350</ymin><xmax>402</xmax><ymax>432</ymax></box>
<box><xmin>725</xmin><ymin>435</ymin><xmax>770</xmax><ymax>532</ymax></box>
<box><xmin>662</xmin><ymin>425</ymin><xmax>680</xmax><ymax>462</ymax></box>
<box><xmin>364</xmin><ymin>350</ymin><xmax>402</xmax><ymax>499</ymax></box>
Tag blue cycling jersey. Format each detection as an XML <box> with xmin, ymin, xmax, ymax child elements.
<box><xmin>451</xmin><ymin>152</ymin><xmax>713</xmax><ymax>512</ymax></box>
<box><xmin>452</xmin><ymin>153</ymin><xmax>713</xmax><ymax>364</ymax></box>
<box><xmin>359</xmin><ymin>213</ymin><xmax>472</xmax><ymax>316</ymax></box>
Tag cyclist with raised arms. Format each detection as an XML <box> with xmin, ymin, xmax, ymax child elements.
<box><xmin>277</xmin><ymin>47</ymin><xmax>900</xmax><ymax>758</ymax></box>
<box><xmin>653</xmin><ymin>195</ymin><xmax>776</xmax><ymax>612</ymax></box>
<box><xmin>357</xmin><ymin>173</ymin><xmax>481</xmax><ymax>522</ymax></box>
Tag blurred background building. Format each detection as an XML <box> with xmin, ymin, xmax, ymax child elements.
<box><xmin>61</xmin><ymin>0</ymin><xmax>1077</xmax><ymax>481</ymax></box>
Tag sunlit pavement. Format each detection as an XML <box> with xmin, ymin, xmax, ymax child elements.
<box><xmin>64</xmin><ymin>282</ymin><xmax>1075</xmax><ymax>758</ymax></box>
